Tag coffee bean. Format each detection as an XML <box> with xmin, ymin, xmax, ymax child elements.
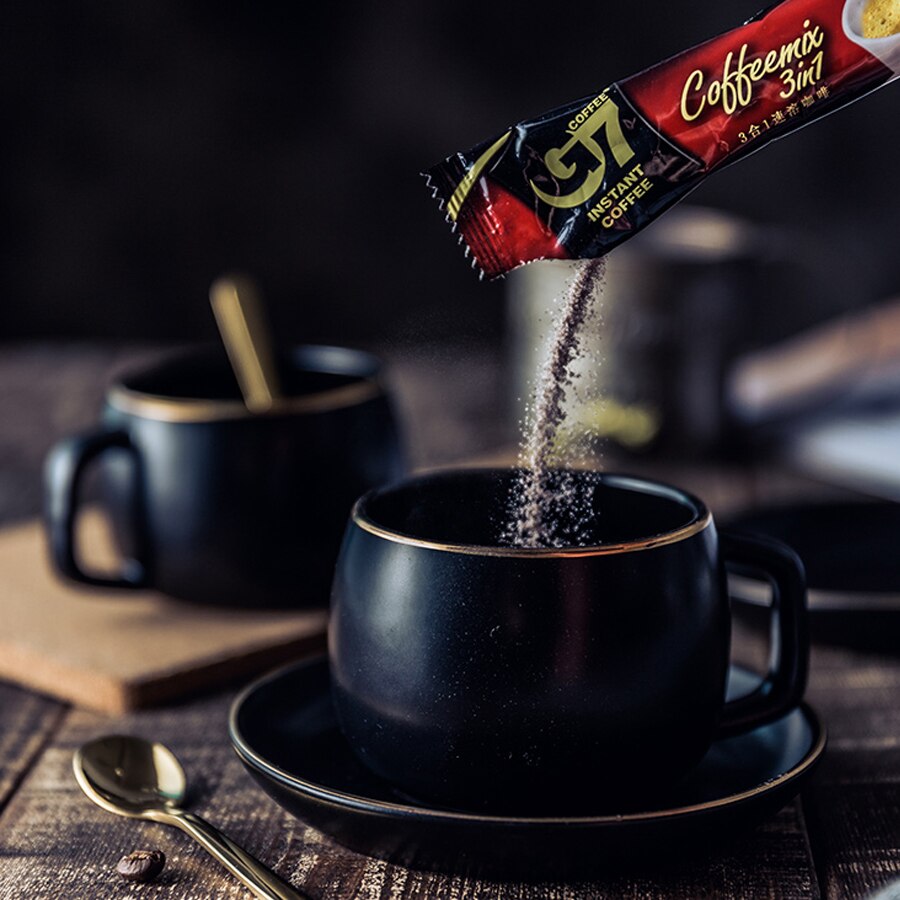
<box><xmin>115</xmin><ymin>849</ymin><xmax>166</xmax><ymax>883</ymax></box>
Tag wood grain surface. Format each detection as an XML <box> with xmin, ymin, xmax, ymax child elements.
<box><xmin>2</xmin><ymin>344</ymin><xmax>900</xmax><ymax>899</ymax></box>
<box><xmin>0</xmin><ymin>687</ymin><xmax>820</xmax><ymax>899</ymax></box>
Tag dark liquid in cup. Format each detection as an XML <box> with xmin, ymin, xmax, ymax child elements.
<box><xmin>127</xmin><ymin>357</ymin><xmax>362</xmax><ymax>401</ymax></box>
<box><xmin>369</xmin><ymin>469</ymin><xmax>696</xmax><ymax>549</ymax></box>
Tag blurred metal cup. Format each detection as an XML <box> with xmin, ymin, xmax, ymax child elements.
<box><xmin>506</xmin><ymin>206</ymin><xmax>774</xmax><ymax>457</ymax></box>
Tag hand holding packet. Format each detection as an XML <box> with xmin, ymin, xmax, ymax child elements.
<box><xmin>424</xmin><ymin>0</ymin><xmax>899</xmax><ymax>279</ymax></box>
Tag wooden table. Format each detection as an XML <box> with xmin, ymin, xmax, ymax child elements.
<box><xmin>2</xmin><ymin>343</ymin><xmax>899</xmax><ymax>899</ymax></box>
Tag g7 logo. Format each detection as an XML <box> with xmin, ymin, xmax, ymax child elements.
<box><xmin>529</xmin><ymin>98</ymin><xmax>635</xmax><ymax>209</ymax></box>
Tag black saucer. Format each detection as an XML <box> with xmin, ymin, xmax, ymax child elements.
<box><xmin>229</xmin><ymin>657</ymin><xmax>825</xmax><ymax>878</ymax></box>
<box><xmin>725</xmin><ymin>501</ymin><xmax>900</xmax><ymax>649</ymax></box>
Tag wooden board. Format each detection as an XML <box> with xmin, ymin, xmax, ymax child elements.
<box><xmin>0</xmin><ymin>513</ymin><xmax>327</xmax><ymax>713</ymax></box>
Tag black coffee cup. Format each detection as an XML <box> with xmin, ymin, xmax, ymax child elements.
<box><xmin>329</xmin><ymin>468</ymin><xmax>807</xmax><ymax>812</ymax></box>
<box><xmin>45</xmin><ymin>345</ymin><xmax>405</xmax><ymax>607</ymax></box>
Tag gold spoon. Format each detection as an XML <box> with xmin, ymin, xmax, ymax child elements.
<box><xmin>74</xmin><ymin>735</ymin><xmax>308</xmax><ymax>900</ymax></box>
<box><xmin>209</xmin><ymin>274</ymin><xmax>283</xmax><ymax>413</ymax></box>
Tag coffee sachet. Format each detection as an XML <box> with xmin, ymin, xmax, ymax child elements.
<box><xmin>424</xmin><ymin>0</ymin><xmax>899</xmax><ymax>278</ymax></box>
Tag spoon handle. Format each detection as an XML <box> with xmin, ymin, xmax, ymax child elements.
<box><xmin>166</xmin><ymin>809</ymin><xmax>309</xmax><ymax>900</ymax></box>
<box><xmin>210</xmin><ymin>274</ymin><xmax>282</xmax><ymax>413</ymax></box>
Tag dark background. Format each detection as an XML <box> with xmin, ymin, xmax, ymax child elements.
<box><xmin>2</xmin><ymin>0</ymin><xmax>897</xmax><ymax>349</ymax></box>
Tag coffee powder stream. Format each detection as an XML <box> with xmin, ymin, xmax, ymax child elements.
<box><xmin>506</xmin><ymin>258</ymin><xmax>606</xmax><ymax>548</ymax></box>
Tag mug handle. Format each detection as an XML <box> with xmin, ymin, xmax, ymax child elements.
<box><xmin>44</xmin><ymin>428</ymin><xmax>149</xmax><ymax>590</ymax></box>
<box><xmin>716</xmin><ymin>530</ymin><xmax>809</xmax><ymax>738</ymax></box>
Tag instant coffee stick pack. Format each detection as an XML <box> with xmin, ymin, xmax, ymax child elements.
<box><xmin>425</xmin><ymin>0</ymin><xmax>899</xmax><ymax>278</ymax></box>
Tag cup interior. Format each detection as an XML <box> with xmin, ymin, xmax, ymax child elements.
<box><xmin>842</xmin><ymin>0</ymin><xmax>900</xmax><ymax>74</ymax></box>
<box><xmin>120</xmin><ymin>345</ymin><xmax>379</xmax><ymax>401</ymax></box>
<box><xmin>358</xmin><ymin>468</ymin><xmax>705</xmax><ymax>550</ymax></box>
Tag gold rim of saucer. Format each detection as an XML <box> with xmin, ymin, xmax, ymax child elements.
<box><xmin>352</xmin><ymin>471</ymin><xmax>713</xmax><ymax>558</ymax></box>
<box><xmin>107</xmin><ymin>379</ymin><xmax>382</xmax><ymax>423</ymax></box>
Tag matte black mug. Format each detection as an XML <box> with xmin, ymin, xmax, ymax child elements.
<box><xmin>329</xmin><ymin>468</ymin><xmax>808</xmax><ymax>812</ymax></box>
<box><xmin>45</xmin><ymin>345</ymin><xmax>405</xmax><ymax>607</ymax></box>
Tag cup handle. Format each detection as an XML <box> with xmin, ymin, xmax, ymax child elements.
<box><xmin>716</xmin><ymin>530</ymin><xmax>809</xmax><ymax>738</ymax></box>
<box><xmin>44</xmin><ymin>428</ymin><xmax>149</xmax><ymax>590</ymax></box>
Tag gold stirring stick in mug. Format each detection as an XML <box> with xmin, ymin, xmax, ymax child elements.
<box><xmin>210</xmin><ymin>274</ymin><xmax>282</xmax><ymax>413</ymax></box>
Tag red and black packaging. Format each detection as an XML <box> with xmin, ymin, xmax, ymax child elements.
<box><xmin>425</xmin><ymin>0</ymin><xmax>899</xmax><ymax>278</ymax></box>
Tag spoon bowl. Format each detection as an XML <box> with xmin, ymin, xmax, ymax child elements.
<box><xmin>75</xmin><ymin>735</ymin><xmax>186</xmax><ymax>817</ymax></box>
<box><xmin>74</xmin><ymin>734</ymin><xmax>306</xmax><ymax>900</ymax></box>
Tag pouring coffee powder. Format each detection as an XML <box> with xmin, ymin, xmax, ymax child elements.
<box><xmin>504</xmin><ymin>259</ymin><xmax>606</xmax><ymax>548</ymax></box>
<box><xmin>427</xmin><ymin>0</ymin><xmax>898</xmax><ymax>548</ymax></box>
<box><xmin>424</xmin><ymin>0</ymin><xmax>899</xmax><ymax>279</ymax></box>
